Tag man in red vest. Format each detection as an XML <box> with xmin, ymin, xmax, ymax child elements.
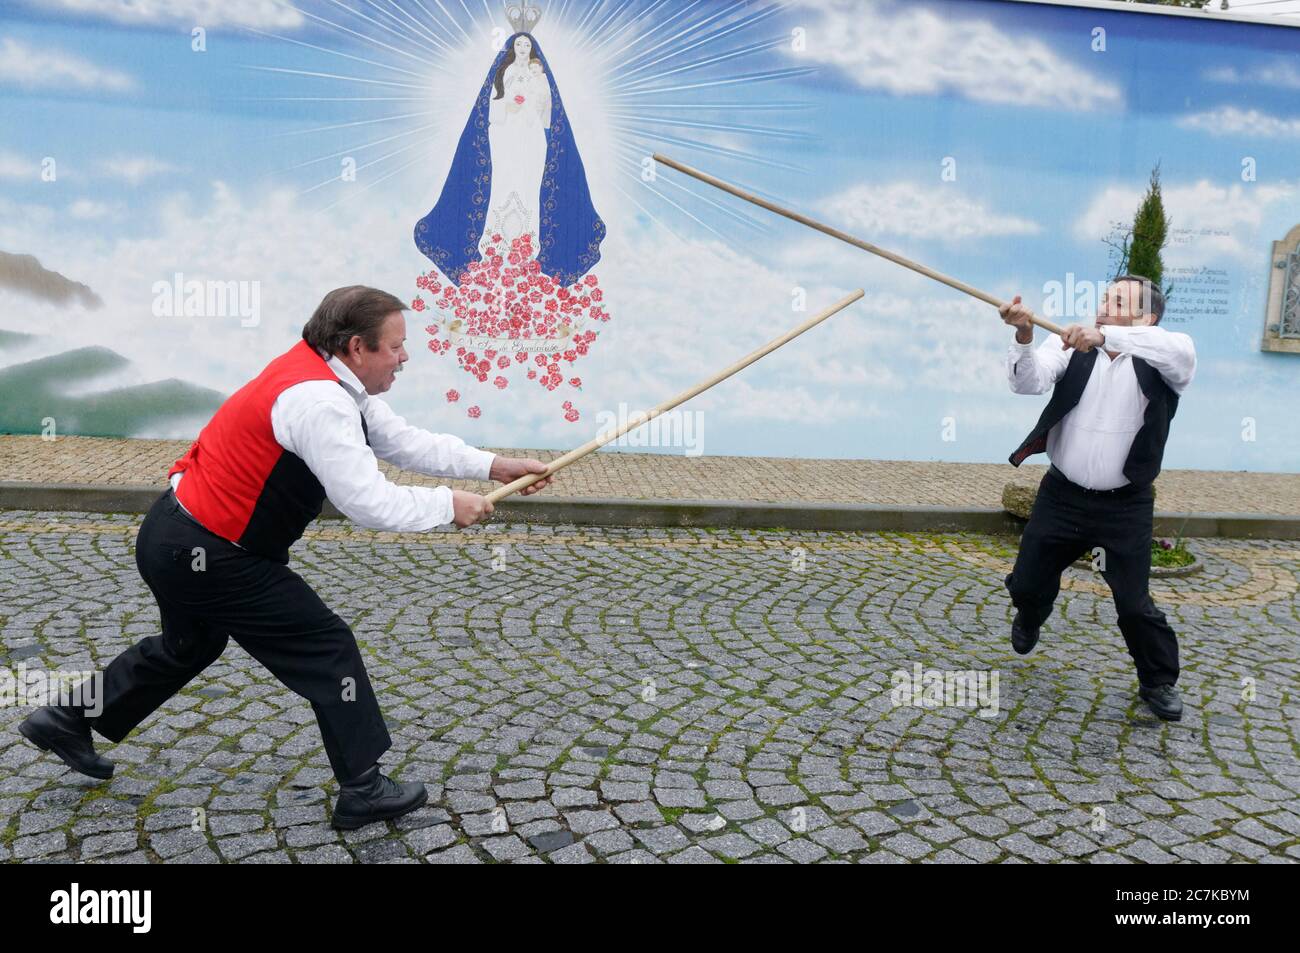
<box><xmin>19</xmin><ymin>286</ymin><xmax>553</xmax><ymax>830</ymax></box>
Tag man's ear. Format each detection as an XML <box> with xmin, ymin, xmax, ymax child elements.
<box><xmin>1135</xmin><ymin>313</ymin><xmax>1157</xmax><ymax>327</ymax></box>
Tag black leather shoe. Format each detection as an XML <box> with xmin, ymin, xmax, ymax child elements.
<box><xmin>1139</xmin><ymin>684</ymin><xmax>1183</xmax><ymax>721</ymax></box>
<box><xmin>1011</xmin><ymin>612</ymin><xmax>1040</xmax><ymax>655</ymax></box>
<box><xmin>18</xmin><ymin>705</ymin><xmax>114</xmax><ymax>780</ymax></box>
<box><xmin>331</xmin><ymin>765</ymin><xmax>428</xmax><ymax>830</ymax></box>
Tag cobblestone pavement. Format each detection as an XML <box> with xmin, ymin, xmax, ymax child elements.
<box><xmin>1</xmin><ymin>511</ymin><xmax>1297</xmax><ymax>864</ymax></box>
<box><xmin>4</xmin><ymin>434</ymin><xmax>1300</xmax><ymax>514</ymax></box>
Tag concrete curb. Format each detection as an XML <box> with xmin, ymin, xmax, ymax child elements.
<box><xmin>2</xmin><ymin>481</ymin><xmax>1298</xmax><ymax>538</ymax></box>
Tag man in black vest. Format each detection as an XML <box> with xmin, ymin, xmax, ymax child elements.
<box><xmin>1001</xmin><ymin>275</ymin><xmax>1196</xmax><ymax>720</ymax></box>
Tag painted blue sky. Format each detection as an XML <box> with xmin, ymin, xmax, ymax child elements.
<box><xmin>1</xmin><ymin>0</ymin><xmax>1297</xmax><ymax>473</ymax></box>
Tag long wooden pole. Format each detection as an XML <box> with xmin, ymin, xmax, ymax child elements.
<box><xmin>653</xmin><ymin>153</ymin><xmax>1065</xmax><ymax>337</ymax></box>
<box><xmin>484</xmin><ymin>289</ymin><xmax>865</xmax><ymax>503</ymax></box>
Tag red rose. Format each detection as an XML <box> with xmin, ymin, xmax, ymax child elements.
<box><xmin>446</xmin><ymin>389</ymin><xmax>459</xmax><ymax>402</ymax></box>
<box><xmin>564</xmin><ymin>408</ymin><xmax>579</xmax><ymax>422</ymax></box>
<box><xmin>569</xmin><ymin>377</ymin><xmax>581</xmax><ymax>388</ymax></box>
<box><xmin>494</xmin><ymin>376</ymin><xmax>508</xmax><ymax>389</ymax></box>
<box><xmin>468</xmin><ymin>406</ymin><xmax>481</xmax><ymax>418</ymax></box>
<box><xmin>514</xmin><ymin>94</ymin><xmax>525</xmax><ymax>104</ymax></box>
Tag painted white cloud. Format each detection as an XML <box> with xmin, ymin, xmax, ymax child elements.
<box><xmin>1177</xmin><ymin>106</ymin><xmax>1300</xmax><ymax>139</ymax></box>
<box><xmin>25</xmin><ymin>0</ymin><xmax>305</xmax><ymax>30</ymax></box>
<box><xmin>0</xmin><ymin>151</ymin><xmax>33</xmax><ymax>180</ymax></box>
<box><xmin>558</xmin><ymin>228</ymin><xmax>876</xmax><ymax>442</ymax></box>
<box><xmin>819</xmin><ymin>182</ymin><xmax>1041</xmax><ymax>241</ymax></box>
<box><xmin>1074</xmin><ymin>178</ymin><xmax>1298</xmax><ymax>266</ymax></box>
<box><xmin>69</xmin><ymin>199</ymin><xmax>113</xmax><ymax>220</ymax></box>
<box><xmin>98</xmin><ymin>156</ymin><xmax>180</xmax><ymax>185</ymax></box>
<box><xmin>1206</xmin><ymin>60</ymin><xmax>1300</xmax><ymax>89</ymax></box>
<box><xmin>0</xmin><ymin>37</ymin><xmax>134</xmax><ymax>93</ymax></box>
<box><xmin>789</xmin><ymin>0</ymin><xmax>1123</xmax><ymax>111</ymax></box>
<box><xmin>767</xmin><ymin>265</ymin><xmax>1022</xmax><ymax>399</ymax></box>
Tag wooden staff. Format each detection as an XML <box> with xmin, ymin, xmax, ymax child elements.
<box><xmin>484</xmin><ymin>290</ymin><xmax>865</xmax><ymax>503</ymax></box>
<box><xmin>653</xmin><ymin>153</ymin><xmax>1065</xmax><ymax>337</ymax></box>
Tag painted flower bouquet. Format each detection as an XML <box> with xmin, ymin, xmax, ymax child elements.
<box><xmin>414</xmin><ymin>232</ymin><xmax>607</xmax><ymax>423</ymax></box>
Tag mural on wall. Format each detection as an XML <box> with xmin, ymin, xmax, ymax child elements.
<box><xmin>413</xmin><ymin>11</ymin><xmax>608</xmax><ymax>423</ymax></box>
<box><xmin>0</xmin><ymin>0</ymin><xmax>1296</xmax><ymax>472</ymax></box>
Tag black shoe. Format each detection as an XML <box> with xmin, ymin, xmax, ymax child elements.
<box><xmin>18</xmin><ymin>705</ymin><xmax>114</xmax><ymax>780</ymax></box>
<box><xmin>1139</xmin><ymin>684</ymin><xmax>1183</xmax><ymax>722</ymax></box>
<box><xmin>1011</xmin><ymin>612</ymin><xmax>1040</xmax><ymax>655</ymax></box>
<box><xmin>331</xmin><ymin>765</ymin><xmax>428</xmax><ymax>830</ymax></box>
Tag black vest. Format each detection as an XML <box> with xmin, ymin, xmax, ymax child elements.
<box><xmin>1009</xmin><ymin>349</ymin><xmax>1178</xmax><ymax>488</ymax></box>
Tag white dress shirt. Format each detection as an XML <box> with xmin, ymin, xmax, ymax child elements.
<box><xmin>172</xmin><ymin>349</ymin><xmax>495</xmax><ymax>533</ymax></box>
<box><xmin>1006</xmin><ymin>325</ymin><xmax>1196</xmax><ymax>490</ymax></box>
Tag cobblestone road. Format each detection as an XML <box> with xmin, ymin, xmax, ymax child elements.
<box><xmin>1</xmin><ymin>511</ymin><xmax>1297</xmax><ymax>864</ymax></box>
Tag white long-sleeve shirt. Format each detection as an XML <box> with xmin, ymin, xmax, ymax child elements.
<box><xmin>1006</xmin><ymin>325</ymin><xmax>1196</xmax><ymax>490</ymax></box>
<box><xmin>172</xmin><ymin>350</ymin><xmax>495</xmax><ymax>532</ymax></box>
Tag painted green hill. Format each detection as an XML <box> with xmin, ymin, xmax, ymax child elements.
<box><xmin>0</xmin><ymin>344</ymin><xmax>225</xmax><ymax>437</ymax></box>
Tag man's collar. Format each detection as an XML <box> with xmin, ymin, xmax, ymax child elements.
<box><xmin>318</xmin><ymin>348</ymin><xmax>367</xmax><ymax>405</ymax></box>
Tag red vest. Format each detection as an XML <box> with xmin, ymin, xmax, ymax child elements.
<box><xmin>169</xmin><ymin>340</ymin><xmax>342</xmax><ymax>561</ymax></box>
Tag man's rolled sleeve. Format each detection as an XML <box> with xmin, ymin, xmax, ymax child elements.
<box><xmin>362</xmin><ymin>398</ymin><xmax>496</xmax><ymax>480</ymax></box>
<box><xmin>1100</xmin><ymin>325</ymin><xmax>1197</xmax><ymax>394</ymax></box>
<box><xmin>1007</xmin><ymin>336</ymin><xmax>1067</xmax><ymax>395</ymax></box>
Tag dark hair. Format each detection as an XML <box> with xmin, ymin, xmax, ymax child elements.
<box><xmin>1113</xmin><ymin>273</ymin><xmax>1165</xmax><ymax>324</ymax></box>
<box><xmin>302</xmin><ymin>286</ymin><xmax>407</xmax><ymax>356</ymax></box>
<box><xmin>492</xmin><ymin>34</ymin><xmax>542</xmax><ymax>99</ymax></box>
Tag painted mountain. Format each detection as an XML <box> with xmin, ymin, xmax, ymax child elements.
<box><xmin>0</xmin><ymin>331</ymin><xmax>225</xmax><ymax>438</ymax></box>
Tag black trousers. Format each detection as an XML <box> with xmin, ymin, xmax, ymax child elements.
<box><xmin>1005</xmin><ymin>469</ymin><xmax>1179</xmax><ymax>687</ymax></box>
<box><xmin>89</xmin><ymin>489</ymin><xmax>390</xmax><ymax>783</ymax></box>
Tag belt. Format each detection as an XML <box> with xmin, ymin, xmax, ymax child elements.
<box><xmin>165</xmin><ymin>487</ymin><xmax>215</xmax><ymax>534</ymax></box>
<box><xmin>1047</xmin><ymin>465</ymin><xmax>1147</xmax><ymax>497</ymax></box>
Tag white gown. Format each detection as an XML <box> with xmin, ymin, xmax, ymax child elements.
<box><xmin>485</xmin><ymin>66</ymin><xmax>552</xmax><ymax>248</ymax></box>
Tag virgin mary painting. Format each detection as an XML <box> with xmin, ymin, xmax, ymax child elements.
<box><xmin>414</xmin><ymin>32</ymin><xmax>606</xmax><ymax>287</ymax></box>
